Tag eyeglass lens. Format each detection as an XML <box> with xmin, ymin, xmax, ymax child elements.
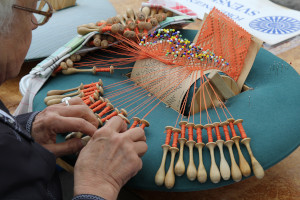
<box><xmin>33</xmin><ymin>0</ymin><xmax>50</xmax><ymax>25</ymax></box>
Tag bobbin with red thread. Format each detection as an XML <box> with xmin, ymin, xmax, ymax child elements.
<box><xmin>95</xmin><ymin>65</ymin><xmax>114</xmax><ymax>74</ymax></box>
<box><xmin>98</xmin><ymin>103</ymin><xmax>114</xmax><ymax>118</ymax></box>
<box><xmin>130</xmin><ymin>117</ymin><xmax>141</xmax><ymax>129</ymax></box>
<box><xmin>140</xmin><ymin>119</ymin><xmax>150</xmax><ymax>130</ymax></box>
<box><xmin>89</xmin><ymin>97</ymin><xmax>104</xmax><ymax>109</ymax></box>
<box><xmin>164</xmin><ymin>126</ymin><xmax>173</xmax><ymax>146</ymax></box>
<box><xmin>227</xmin><ymin>118</ymin><xmax>237</xmax><ymax>137</ymax></box>
<box><xmin>220</xmin><ymin>121</ymin><xmax>230</xmax><ymax>141</ymax></box>
<box><xmin>101</xmin><ymin>108</ymin><xmax>119</xmax><ymax>123</ymax></box>
<box><xmin>117</xmin><ymin>113</ymin><xmax>130</xmax><ymax>124</ymax></box>
<box><xmin>92</xmin><ymin>98</ymin><xmax>110</xmax><ymax>113</ymax></box>
<box><xmin>119</xmin><ymin>108</ymin><xmax>128</xmax><ymax>117</ymax></box>
<box><xmin>233</xmin><ymin>119</ymin><xmax>247</xmax><ymax>139</ymax></box>
<box><xmin>194</xmin><ymin>124</ymin><xmax>204</xmax><ymax>143</ymax></box>
<box><xmin>179</xmin><ymin>121</ymin><xmax>187</xmax><ymax>139</ymax></box>
<box><xmin>83</xmin><ymin>96</ymin><xmax>96</xmax><ymax>105</ymax></box>
<box><xmin>186</xmin><ymin>123</ymin><xmax>195</xmax><ymax>141</ymax></box>
<box><xmin>171</xmin><ymin>128</ymin><xmax>181</xmax><ymax>148</ymax></box>
<box><xmin>204</xmin><ymin>124</ymin><xmax>214</xmax><ymax>143</ymax></box>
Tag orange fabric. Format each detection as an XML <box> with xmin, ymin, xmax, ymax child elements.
<box><xmin>195</xmin><ymin>8</ymin><xmax>251</xmax><ymax>81</ymax></box>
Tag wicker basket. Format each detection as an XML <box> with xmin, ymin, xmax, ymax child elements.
<box><xmin>48</xmin><ymin>0</ymin><xmax>76</xmax><ymax>11</ymax></box>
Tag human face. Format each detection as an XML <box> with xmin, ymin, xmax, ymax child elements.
<box><xmin>0</xmin><ymin>0</ymin><xmax>38</xmax><ymax>84</ymax></box>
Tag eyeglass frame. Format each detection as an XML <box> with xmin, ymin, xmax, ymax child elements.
<box><xmin>12</xmin><ymin>0</ymin><xmax>53</xmax><ymax>26</ymax></box>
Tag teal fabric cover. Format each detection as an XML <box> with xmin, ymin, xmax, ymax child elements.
<box><xmin>33</xmin><ymin>30</ymin><xmax>300</xmax><ymax>191</ymax></box>
<box><xmin>26</xmin><ymin>0</ymin><xmax>116</xmax><ymax>61</ymax></box>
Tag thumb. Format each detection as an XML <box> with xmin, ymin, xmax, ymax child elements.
<box><xmin>43</xmin><ymin>138</ymin><xmax>84</xmax><ymax>157</ymax></box>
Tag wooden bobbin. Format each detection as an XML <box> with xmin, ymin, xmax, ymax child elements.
<box><xmin>155</xmin><ymin>143</ymin><xmax>171</xmax><ymax>186</ymax></box>
<box><xmin>221</xmin><ymin>121</ymin><xmax>242</xmax><ymax>182</ymax></box>
<box><xmin>204</xmin><ymin>124</ymin><xmax>221</xmax><ymax>184</ymax></box>
<box><xmin>155</xmin><ymin>126</ymin><xmax>173</xmax><ymax>186</ymax></box>
<box><xmin>213</xmin><ymin>122</ymin><xmax>231</xmax><ymax>181</ymax></box>
<box><xmin>65</xmin><ymin>132</ymin><xmax>83</xmax><ymax>140</ymax></box>
<box><xmin>89</xmin><ymin>97</ymin><xmax>104</xmax><ymax>109</ymax></box>
<box><xmin>62</xmin><ymin>66</ymin><xmax>98</xmax><ymax>75</ymax></box>
<box><xmin>83</xmin><ymin>95</ymin><xmax>96</xmax><ymax>105</ymax></box>
<box><xmin>227</xmin><ymin>118</ymin><xmax>251</xmax><ymax>177</ymax></box>
<box><xmin>47</xmin><ymin>83</ymin><xmax>84</xmax><ymax>96</ymax></box>
<box><xmin>98</xmin><ymin>103</ymin><xmax>114</xmax><ymax>118</ymax></box>
<box><xmin>118</xmin><ymin>114</ymin><xmax>130</xmax><ymax>124</ymax></box>
<box><xmin>101</xmin><ymin>108</ymin><xmax>119</xmax><ymax>123</ymax></box>
<box><xmin>194</xmin><ymin>124</ymin><xmax>207</xmax><ymax>183</ymax></box>
<box><xmin>140</xmin><ymin>119</ymin><xmax>150</xmax><ymax>130</ymax></box>
<box><xmin>44</xmin><ymin>89</ymin><xmax>80</xmax><ymax>103</ymax></box>
<box><xmin>119</xmin><ymin>109</ymin><xmax>128</xmax><ymax>117</ymax></box>
<box><xmin>175</xmin><ymin>121</ymin><xmax>187</xmax><ymax>176</ymax></box>
<box><xmin>92</xmin><ymin>98</ymin><xmax>109</xmax><ymax>112</ymax></box>
<box><xmin>130</xmin><ymin>117</ymin><xmax>141</xmax><ymax>129</ymax></box>
<box><xmin>185</xmin><ymin>123</ymin><xmax>197</xmax><ymax>181</ymax></box>
<box><xmin>234</xmin><ymin>119</ymin><xmax>264</xmax><ymax>179</ymax></box>
<box><xmin>81</xmin><ymin>136</ymin><xmax>91</xmax><ymax>146</ymax></box>
<box><xmin>164</xmin><ymin>146</ymin><xmax>179</xmax><ymax>189</ymax></box>
<box><xmin>142</xmin><ymin>7</ymin><xmax>150</xmax><ymax>19</ymax></box>
<box><xmin>46</xmin><ymin>92</ymin><xmax>84</xmax><ymax>106</ymax></box>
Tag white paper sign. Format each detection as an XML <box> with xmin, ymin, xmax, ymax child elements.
<box><xmin>147</xmin><ymin>0</ymin><xmax>300</xmax><ymax>45</ymax></box>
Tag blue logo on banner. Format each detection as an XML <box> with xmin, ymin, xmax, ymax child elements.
<box><xmin>249</xmin><ymin>16</ymin><xmax>300</xmax><ymax>35</ymax></box>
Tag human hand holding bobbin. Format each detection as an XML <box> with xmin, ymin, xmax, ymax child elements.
<box><xmin>31</xmin><ymin>97</ymin><xmax>99</xmax><ymax>157</ymax></box>
<box><xmin>74</xmin><ymin>116</ymin><xmax>148</xmax><ymax>200</ymax></box>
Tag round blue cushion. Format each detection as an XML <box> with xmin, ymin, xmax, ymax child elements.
<box><xmin>33</xmin><ymin>29</ymin><xmax>300</xmax><ymax>191</ymax></box>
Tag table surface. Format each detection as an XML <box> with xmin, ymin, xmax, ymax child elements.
<box><xmin>0</xmin><ymin>0</ymin><xmax>299</xmax><ymax>199</ymax></box>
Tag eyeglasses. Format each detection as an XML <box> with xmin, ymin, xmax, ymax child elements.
<box><xmin>13</xmin><ymin>0</ymin><xmax>53</xmax><ymax>26</ymax></box>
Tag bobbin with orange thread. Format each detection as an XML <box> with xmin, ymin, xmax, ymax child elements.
<box><xmin>227</xmin><ymin>118</ymin><xmax>237</xmax><ymax>137</ymax></box>
<box><xmin>171</xmin><ymin>128</ymin><xmax>181</xmax><ymax>148</ymax></box>
<box><xmin>81</xmin><ymin>84</ymin><xmax>99</xmax><ymax>93</ymax></box>
<box><xmin>119</xmin><ymin>108</ymin><xmax>128</xmax><ymax>117</ymax></box>
<box><xmin>130</xmin><ymin>117</ymin><xmax>141</xmax><ymax>129</ymax></box>
<box><xmin>234</xmin><ymin>119</ymin><xmax>265</xmax><ymax>179</ymax></box>
<box><xmin>118</xmin><ymin>113</ymin><xmax>130</xmax><ymax>124</ymax></box>
<box><xmin>233</xmin><ymin>119</ymin><xmax>247</xmax><ymax>139</ymax></box>
<box><xmin>204</xmin><ymin>123</ymin><xmax>221</xmax><ymax>183</ymax></box>
<box><xmin>155</xmin><ymin>126</ymin><xmax>172</xmax><ymax>187</ymax></box>
<box><xmin>84</xmin><ymin>79</ymin><xmax>103</xmax><ymax>88</ymax></box>
<box><xmin>220</xmin><ymin>121</ymin><xmax>230</xmax><ymax>141</ymax></box>
<box><xmin>227</xmin><ymin>118</ymin><xmax>251</xmax><ymax>177</ymax></box>
<box><xmin>101</xmin><ymin>108</ymin><xmax>119</xmax><ymax>123</ymax></box>
<box><xmin>194</xmin><ymin>124</ymin><xmax>207</xmax><ymax>183</ymax></box>
<box><xmin>178</xmin><ymin>121</ymin><xmax>187</xmax><ymax>138</ymax></box>
<box><xmin>140</xmin><ymin>119</ymin><xmax>150</xmax><ymax>130</ymax></box>
<box><xmin>185</xmin><ymin>123</ymin><xmax>197</xmax><ymax>181</ymax></box>
<box><xmin>89</xmin><ymin>97</ymin><xmax>104</xmax><ymax>109</ymax></box>
<box><xmin>98</xmin><ymin>103</ymin><xmax>114</xmax><ymax>118</ymax></box>
<box><xmin>213</xmin><ymin>122</ymin><xmax>231</xmax><ymax>181</ymax></box>
<box><xmin>165</xmin><ymin>126</ymin><xmax>173</xmax><ymax>145</ymax></box>
<box><xmin>95</xmin><ymin>65</ymin><xmax>114</xmax><ymax>74</ymax></box>
<box><xmin>83</xmin><ymin>96</ymin><xmax>96</xmax><ymax>105</ymax></box>
<box><xmin>194</xmin><ymin>124</ymin><xmax>204</xmax><ymax>143</ymax></box>
<box><xmin>204</xmin><ymin>124</ymin><xmax>214</xmax><ymax>143</ymax></box>
<box><xmin>82</xmin><ymin>90</ymin><xmax>99</xmax><ymax>100</ymax></box>
<box><xmin>175</xmin><ymin>122</ymin><xmax>187</xmax><ymax>176</ymax></box>
<box><xmin>186</xmin><ymin>123</ymin><xmax>195</xmax><ymax>141</ymax></box>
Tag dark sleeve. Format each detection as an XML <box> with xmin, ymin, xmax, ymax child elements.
<box><xmin>72</xmin><ymin>194</ymin><xmax>106</xmax><ymax>200</ymax></box>
<box><xmin>15</xmin><ymin>111</ymin><xmax>40</xmax><ymax>135</ymax></box>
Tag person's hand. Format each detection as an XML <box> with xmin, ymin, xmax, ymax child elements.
<box><xmin>31</xmin><ymin>97</ymin><xmax>99</xmax><ymax>157</ymax></box>
<box><xmin>73</xmin><ymin>116</ymin><xmax>148</xmax><ymax>200</ymax></box>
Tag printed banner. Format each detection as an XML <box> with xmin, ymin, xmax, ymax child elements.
<box><xmin>146</xmin><ymin>0</ymin><xmax>300</xmax><ymax>45</ymax></box>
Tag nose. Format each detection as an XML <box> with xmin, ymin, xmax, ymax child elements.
<box><xmin>31</xmin><ymin>14</ymin><xmax>38</xmax><ymax>30</ymax></box>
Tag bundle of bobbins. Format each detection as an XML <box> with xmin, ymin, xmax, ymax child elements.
<box><xmin>155</xmin><ymin>119</ymin><xmax>264</xmax><ymax>189</ymax></box>
<box><xmin>44</xmin><ymin>80</ymin><xmax>150</xmax><ymax>145</ymax></box>
<box><xmin>51</xmin><ymin>7</ymin><xmax>173</xmax><ymax>76</ymax></box>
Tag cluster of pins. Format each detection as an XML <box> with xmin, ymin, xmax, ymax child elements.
<box><xmin>45</xmin><ymin>80</ymin><xmax>150</xmax><ymax>145</ymax></box>
<box><xmin>136</xmin><ymin>29</ymin><xmax>230</xmax><ymax>72</ymax></box>
<box><xmin>77</xmin><ymin>7</ymin><xmax>173</xmax><ymax>40</ymax></box>
<box><xmin>155</xmin><ymin>119</ymin><xmax>264</xmax><ymax>189</ymax></box>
